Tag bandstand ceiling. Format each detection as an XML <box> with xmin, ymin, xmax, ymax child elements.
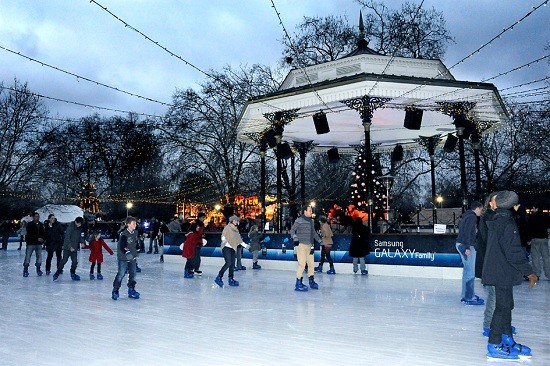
<box><xmin>238</xmin><ymin>52</ymin><xmax>509</xmax><ymax>153</ymax></box>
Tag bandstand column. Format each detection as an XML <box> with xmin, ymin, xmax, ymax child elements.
<box><xmin>260</xmin><ymin>140</ymin><xmax>267</xmax><ymax>231</ymax></box>
<box><xmin>342</xmin><ymin>95</ymin><xmax>389</xmax><ymax>232</ymax></box>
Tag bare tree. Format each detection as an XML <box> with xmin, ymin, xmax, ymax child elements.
<box><xmin>160</xmin><ymin>64</ymin><xmax>281</xmax><ymax>205</ymax></box>
<box><xmin>357</xmin><ymin>0</ymin><xmax>454</xmax><ymax>59</ymax></box>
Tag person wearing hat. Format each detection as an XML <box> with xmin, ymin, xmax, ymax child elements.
<box><xmin>214</xmin><ymin>215</ymin><xmax>250</xmax><ymax>287</ymax></box>
<box><xmin>456</xmin><ymin>200</ymin><xmax>484</xmax><ymax>305</ymax></box>
<box><xmin>289</xmin><ymin>205</ymin><xmax>321</xmax><ymax>291</ymax></box>
<box><xmin>482</xmin><ymin>190</ymin><xmax>537</xmax><ymax>360</ymax></box>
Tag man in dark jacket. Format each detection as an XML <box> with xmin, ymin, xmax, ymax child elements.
<box><xmin>44</xmin><ymin>214</ymin><xmax>65</xmax><ymax>275</ymax></box>
<box><xmin>111</xmin><ymin>216</ymin><xmax>140</xmax><ymax>300</ymax></box>
<box><xmin>456</xmin><ymin>200</ymin><xmax>483</xmax><ymax>305</ymax></box>
<box><xmin>482</xmin><ymin>191</ymin><xmax>537</xmax><ymax>360</ymax></box>
<box><xmin>53</xmin><ymin>217</ymin><xmax>86</xmax><ymax>281</ymax></box>
<box><xmin>23</xmin><ymin>212</ymin><xmax>45</xmax><ymax>277</ymax></box>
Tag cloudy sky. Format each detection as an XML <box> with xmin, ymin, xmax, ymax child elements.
<box><xmin>0</xmin><ymin>0</ymin><xmax>548</xmax><ymax>120</ymax></box>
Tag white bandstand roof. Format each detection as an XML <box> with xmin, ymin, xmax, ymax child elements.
<box><xmin>238</xmin><ymin>51</ymin><xmax>509</xmax><ymax>152</ymax></box>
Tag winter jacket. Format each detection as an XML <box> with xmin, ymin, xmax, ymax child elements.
<box><xmin>475</xmin><ymin>209</ymin><xmax>495</xmax><ymax>279</ymax></box>
<box><xmin>349</xmin><ymin>221</ymin><xmax>370</xmax><ymax>258</ymax></box>
<box><xmin>456</xmin><ymin>209</ymin><xmax>478</xmax><ymax>249</ymax></box>
<box><xmin>63</xmin><ymin>221</ymin><xmax>85</xmax><ymax>251</ymax></box>
<box><xmin>88</xmin><ymin>238</ymin><xmax>114</xmax><ymax>263</ymax></box>
<box><xmin>248</xmin><ymin>229</ymin><xmax>262</xmax><ymax>252</ymax></box>
<box><xmin>117</xmin><ymin>228</ymin><xmax>139</xmax><ymax>261</ymax></box>
<box><xmin>289</xmin><ymin>216</ymin><xmax>320</xmax><ymax>245</ymax></box>
<box><xmin>182</xmin><ymin>225</ymin><xmax>204</xmax><ymax>259</ymax></box>
<box><xmin>482</xmin><ymin>208</ymin><xmax>534</xmax><ymax>287</ymax></box>
<box><xmin>45</xmin><ymin>220</ymin><xmax>65</xmax><ymax>251</ymax></box>
<box><xmin>221</xmin><ymin>223</ymin><xmax>243</xmax><ymax>251</ymax></box>
<box><xmin>25</xmin><ymin>220</ymin><xmax>45</xmax><ymax>246</ymax></box>
<box><xmin>320</xmin><ymin>222</ymin><xmax>333</xmax><ymax>246</ymax></box>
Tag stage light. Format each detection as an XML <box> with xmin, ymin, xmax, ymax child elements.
<box><xmin>404</xmin><ymin>108</ymin><xmax>423</xmax><ymax>130</ymax></box>
<box><xmin>327</xmin><ymin>147</ymin><xmax>340</xmax><ymax>163</ymax></box>
<box><xmin>313</xmin><ymin>111</ymin><xmax>330</xmax><ymax>134</ymax></box>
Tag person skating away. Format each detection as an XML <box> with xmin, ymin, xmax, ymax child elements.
<box><xmin>158</xmin><ymin>220</ymin><xmax>169</xmax><ymax>262</ymax></box>
<box><xmin>526</xmin><ymin>206</ymin><xmax>550</xmax><ymax>281</ymax></box>
<box><xmin>147</xmin><ymin>217</ymin><xmax>160</xmax><ymax>254</ymax></box>
<box><xmin>214</xmin><ymin>216</ymin><xmax>250</xmax><ymax>287</ymax></box>
<box><xmin>349</xmin><ymin>218</ymin><xmax>370</xmax><ymax>275</ymax></box>
<box><xmin>248</xmin><ymin>224</ymin><xmax>263</xmax><ymax>269</ymax></box>
<box><xmin>44</xmin><ymin>214</ymin><xmax>64</xmax><ymax>276</ymax></box>
<box><xmin>23</xmin><ymin>212</ymin><xmax>45</xmax><ymax>277</ymax></box>
<box><xmin>111</xmin><ymin>216</ymin><xmax>140</xmax><ymax>300</ymax></box>
<box><xmin>88</xmin><ymin>231</ymin><xmax>114</xmax><ymax>280</ymax></box>
<box><xmin>182</xmin><ymin>221</ymin><xmax>205</xmax><ymax>278</ymax></box>
<box><xmin>315</xmin><ymin>215</ymin><xmax>335</xmax><ymax>274</ymax></box>
<box><xmin>482</xmin><ymin>191</ymin><xmax>538</xmax><ymax>360</ymax></box>
<box><xmin>53</xmin><ymin>217</ymin><xmax>86</xmax><ymax>281</ymax></box>
<box><xmin>456</xmin><ymin>201</ymin><xmax>484</xmax><ymax>305</ymax></box>
<box><xmin>289</xmin><ymin>206</ymin><xmax>321</xmax><ymax>291</ymax></box>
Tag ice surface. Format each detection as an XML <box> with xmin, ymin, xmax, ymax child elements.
<box><xmin>1</xmin><ymin>245</ymin><xmax>549</xmax><ymax>366</ymax></box>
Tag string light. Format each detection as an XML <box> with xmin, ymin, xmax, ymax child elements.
<box><xmin>0</xmin><ymin>45</ymin><xmax>173</xmax><ymax>107</ymax></box>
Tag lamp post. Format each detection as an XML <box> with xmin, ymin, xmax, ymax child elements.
<box><xmin>436</xmin><ymin>196</ymin><xmax>444</xmax><ymax>208</ymax></box>
<box><xmin>126</xmin><ymin>202</ymin><xmax>133</xmax><ymax>217</ymax></box>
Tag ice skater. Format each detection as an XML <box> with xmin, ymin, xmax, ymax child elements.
<box><xmin>289</xmin><ymin>206</ymin><xmax>321</xmax><ymax>291</ymax></box>
<box><xmin>482</xmin><ymin>191</ymin><xmax>537</xmax><ymax>360</ymax></box>
<box><xmin>22</xmin><ymin>212</ymin><xmax>45</xmax><ymax>277</ymax></box>
<box><xmin>182</xmin><ymin>219</ymin><xmax>205</xmax><ymax>278</ymax></box>
<box><xmin>44</xmin><ymin>214</ymin><xmax>64</xmax><ymax>276</ymax></box>
<box><xmin>248</xmin><ymin>224</ymin><xmax>263</xmax><ymax>269</ymax></box>
<box><xmin>53</xmin><ymin>216</ymin><xmax>86</xmax><ymax>281</ymax></box>
<box><xmin>214</xmin><ymin>216</ymin><xmax>250</xmax><ymax>287</ymax></box>
<box><xmin>349</xmin><ymin>218</ymin><xmax>370</xmax><ymax>275</ymax></box>
<box><xmin>111</xmin><ymin>216</ymin><xmax>140</xmax><ymax>300</ymax></box>
<box><xmin>88</xmin><ymin>231</ymin><xmax>114</xmax><ymax>280</ymax></box>
<box><xmin>315</xmin><ymin>215</ymin><xmax>335</xmax><ymax>274</ymax></box>
<box><xmin>456</xmin><ymin>201</ymin><xmax>484</xmax><ymax>305</ymax></box>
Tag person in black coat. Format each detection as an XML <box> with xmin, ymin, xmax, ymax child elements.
<box><xmin>349</xmin><ymin>218</ymin><xmax>370</xmax><ymax>275</ymax></box>
<box><xmin>482</xmin><ymin>191</ymin><xmax>537</xmax><ymax>360</ymax></box>
<box><xmin>44</xmin><ymin>214</ymin><xmax>65</xmax><ymax>275</ymax></box>
<box><xmin>23</xmin><ymin>212</ymin><xmax>45</xmax><ymax>277</ymax></box>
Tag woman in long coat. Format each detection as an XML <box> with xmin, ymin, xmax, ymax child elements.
<box><xmin>348</xmin><ymin>218</ymin><xmax>370</xmax><ymax>275</ymax></box>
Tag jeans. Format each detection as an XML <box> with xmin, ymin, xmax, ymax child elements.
<box><xmin>58</xmin><ymin>249</ymin><xmax>78</xmax><ymax>273</ymax></box>
<box><xmin>219</xmin><ymin>246</ymin><xmax>236</xmax><ymax>278</ymax></box>
<box><xmin>352</xmin><ymin>257</ymin><xmax>365</xmax><ymax>272</ymax></box>
<box><xmin>483</xmin><ymin>285</ymin><xmax>496</xmax><ymax>328</ymax></box>
<box><xmin>148</xmin><ymin>236</ymin><xmax>158</xmax><ymax>252</ymax></box>
<box><xmin>319</xmin><ymin>245</ymin><xmax>334</xmax><ymax>267</ymax></box>
<box><xmin>45</xmin><ymin>249</ymin><xmax>62</xmax><ymax>272</ymax></box>
<box><xmin>489</xmin><ymin>286</ymin><xmax>514</xmax><ymax>344</ymax></box>
<box><xmin>530</xmin><ymin>238</ymin><xmax>550</xmax><ymax>279</ymax></box>
<box><xmin>113</xmin><ymin>260</ymin><xmax>137</xmax><ymax>290</ymax></box>
<box><xmin>23</xmin><ymin>245</ymin><xmax>42</xmax><ymax>267</ymax></box>
<box><xmin>456</xmin><ymin>243</ymin><xmax>477</xmax><ymax>300</ymax></box>
<box><xmin>236</xmin><ymin>246</ymin><xmax>243</xmax><ymax>267</ymax></box>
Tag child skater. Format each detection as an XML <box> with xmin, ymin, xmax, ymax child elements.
<box><xmin>214</xmin><ymin>216</ymin><xmax>250</xmax><ymax>287</ymax></box>
<box><xmin>88</xmin><ymin>231</ymin><xmax>114</xmax><ymax>280</ymax></box>
<box><xmin>182</xmin><ymin>221</ymin><xmax>205</xmax><ymax>278</ymax></box>
<box><xmin>248</xmin><ymin>224</ymin><xmax>263</xmax><ymax>269</ymax></box>
<box><xmin>315</xmin><ymin>215</ymin><xmax>335</xmax><ymax>274</ymax></box>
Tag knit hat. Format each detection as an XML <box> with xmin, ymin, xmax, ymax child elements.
<box><xmin>495</xmin><ymin>190</ymin><xmax>519</xmax><ymax>209</ymax></box>
<box><xmin>228</xmin><ymin>215</ymin><xmax>239</xmax><ymax>223</ymax></box>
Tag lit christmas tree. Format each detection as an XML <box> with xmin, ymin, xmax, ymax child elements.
<box><xmin>350</xmin><ymin>152</ymin><xmax>385</xmax><ymax>218</ymax></box>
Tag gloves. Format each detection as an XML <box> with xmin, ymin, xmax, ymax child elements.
<box><xmin>240</xmin><ymin>242</ymin><xmax>250</xmax><ymax>250</ymax></box>
<box><xmin>202</xmin><ymin>239</ymin><xmax>207</xmax><ymax>246</ymax></box>
<box><xmin>309</xmin><ymin>246</ymin><xmax>314</xmax><ymax>255</ymax></box>
<box><xmin>527</xmin><ymin>273</ymin><xmax>538</xmax><ymax>289</ymax></box>
<box><xmin>125</xmin><ymin>250</ymin><xmax>134</xmax><ymax>261</ymax></box>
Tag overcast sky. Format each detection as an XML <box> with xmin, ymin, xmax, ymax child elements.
<box><xmin>0</xmin><ymin>0</ymin><xmax>548</xmax><ymax>120</ymax></box>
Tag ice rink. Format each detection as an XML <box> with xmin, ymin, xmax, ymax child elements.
<box><xmin>1</xmin><ymin>244</ymin><xmax>549</xmax><ymax>366</ymax></box>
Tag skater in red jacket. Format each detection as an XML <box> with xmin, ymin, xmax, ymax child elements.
<box><xmin>88</xmin><ymin>231</ymin><xmax>114</xmax><ymax>280</ymax></box>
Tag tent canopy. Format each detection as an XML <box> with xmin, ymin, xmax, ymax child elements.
<box><xmin>33</xmin><ymin>204</ymin><xmax>84</xmax><ymax>224</ymax></box>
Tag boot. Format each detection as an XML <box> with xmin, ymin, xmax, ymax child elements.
<box><xmin>252</xmin><ymin>262</ymin><xmax>261</xmax><ymax>269</ymax></box>
<box><xmin>309</xmin><ymin>276</ymin><xmax>319</xmax><ymax>289</ymax></box>
<box><xmin>487</xmin><ymin>342</ymin><xmax>519</xmax><ymax>360</ymax></box>
<box><xmin>501</xmin><ymin>334</ymin><xmax>531</xmax><ymax>359</ymax></box>
<box><xmin>23</xmin><ymin>265</ymin><xmax>29</xmax><ymax>278</ymax></box>
<box><xmin>128</xmin><ymin>287</ymin><xmax>140</xmax><ymax>299</ymax></box>
<box><xmin>160</xmin><ymin>255</ymin><xmax>164</xmax><ymax>262</ymax></box>
<box><xmin>90</xmin><ymin>273</ymin><xmax>95</xmax><ymax>280</ymax></box>
<box><xmin>214</xmin><ymin>275</ymin><xmax>224</xmax><ymax>287</ymax></box>
<box><xmin>183</xmin><ymin>271</ymin><xmax>194</xmax><ymax>279</ymax></box>
<box><xmin>52</xmin><ymin>270</ymin><xmax>61</xmax><ymax>281</ymax></box>
<box><xmin>314</xmin><ymin>264</ymin><xmax>323</xmax><ymax>273</ymax></box>
<box><xmin>97</xmin><ymin>273</ymin><xmax>103</xmax><ymax>280</ymax></box>
<box><xmin>327</xmin><ymin>267</ymin><xmax>336</xmax><ymax>274</ymax></box>
<box><xmin>70</xmin><ymin>272</ymin><xmax>81</xmax><ymax>281</ymax></box>
<box><xmin>111</xmin><ymin>289</ymin><xmax>119</xmax><ymax>300</ymax></box>
<box><xmin>36</xmin><ymin>265</ymin><xmax>43</xmax><ymax>276</ymax></box>
<box><xmin>294</xmin><ymin>277</ymin><xmax>308</xmax><ymax>291</ymax></box>
<box><xmin>228</xmin><ymin>277</ymin><xmax>239</xmax><ymax>286</ymax></box>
